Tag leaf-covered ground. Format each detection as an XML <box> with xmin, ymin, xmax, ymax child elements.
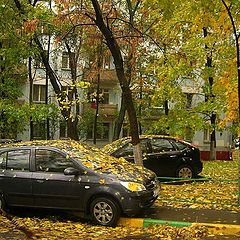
<box><xmin>156</xmin><ymin>150</ymin><xmax>240</xmax><ymax>212</ymax></box>
<box><xmin>0</xmin><ymin>213</ymin><xmax>208</xmax><ymax>240</ymax></box>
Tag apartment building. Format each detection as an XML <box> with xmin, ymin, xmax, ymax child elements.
<box><xmin>16</xmin><ymin>37</ymin><xmax>233</xmax><ymax>159</ymax></box>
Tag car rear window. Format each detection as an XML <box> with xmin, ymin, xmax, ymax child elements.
<box><xmin>174</xmin><ymin>141</ymin><xmax>187</xmax><ymax>150</ymax></box>
<box><xmin>150</xmin><ymin>138</ymin><xmax>175</xmax><ymax>152</ymax></box>
<box><xmin>114</xmin><ymin>139</ymin><xmax>149</xmax><ymax>158</ymax></box>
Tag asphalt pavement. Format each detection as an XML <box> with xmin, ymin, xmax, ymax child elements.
<box><xmin>118</xmin><ymin>205</ymin><xmax>240</xmax><ymax>238</ymax></box>
<box><xmin>140</xmin><ymin>205</ymin><xmax>240</xmax><ymax>225</ymax></box>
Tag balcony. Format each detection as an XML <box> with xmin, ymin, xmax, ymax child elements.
<box><xmin>83</xmin><ymin>103</ymin><xmax>118</xmax><ymax>119</ymax></box>
<box><xmin>83</xmin><ymin>69</ymin><xmax>119</xmax><ymax>87</ymax></box>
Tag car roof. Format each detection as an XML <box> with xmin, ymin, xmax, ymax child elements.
<box><xmin>102</xmin><ymin>135</ymin><xmax>178</xmax><ymax>154</ymax></box>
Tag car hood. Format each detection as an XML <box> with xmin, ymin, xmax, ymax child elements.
<box><xmin>95</xmin><ymin>160</ymin><xmax>156</xmax><ymax>183</ymax></box>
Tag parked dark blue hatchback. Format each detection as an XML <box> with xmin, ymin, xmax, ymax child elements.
<box><xmin>103</xmin><ymin>135</ymin><xmax>203</xmax><ymax>179</ymax></box>
<box><xmin>0</xmin><ymin>140</ymin><xmax>160</xmax><ymax>226</ymax></box>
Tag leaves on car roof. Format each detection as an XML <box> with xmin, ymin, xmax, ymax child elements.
<box><xmin>102</xmin><ymin>135</ymin><xmax>179</xmax><ymax>154</ymax></box>
<box><xmin>2</xmin><ymin>140</ymin><xmax>155</xmax><ymax>182</ymax></box>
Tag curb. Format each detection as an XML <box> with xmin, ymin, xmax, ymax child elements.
<box><xmin>118</xmin><ymin>218</ymin><xmax>240</xmax><ymax>235</ymax></box>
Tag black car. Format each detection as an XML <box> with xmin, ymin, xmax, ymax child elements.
<box><xmin>0</xmin><ymin>140</ymin><xmax>160</xmax><ymax>226</ymax></box>
<box><xmin>103</xmin><ymin>135</ymin><xmax>203</xmax><ymax>179</ymax></box>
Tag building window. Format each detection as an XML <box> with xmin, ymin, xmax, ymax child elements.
<box><xmin>88</xmin><ymin>88</ymin><xmax>109</xmax><ymax>104</ymax></box>
<box><xmin>87</xmin><ymin>122</ymin><xmax>110</xmax><ymax>140</ymax></box>
<box><xmin>62</xmin><ymin>52</ymin><xmax>70</xmax><ymax>69</ymax></box>
<box><xmin>204</xmin><ymin>129</ymin><xmax>210</xmax><ymax>142</ymax></box>
<box><xmin>33</xmin><ymin>122</ymin><xmax>46</xmax><ymax>140</ymax></box>
<box><xmin>100</xmin><ymin>89</ymin><xmax>109</xmax><ymax>104</ymax></box>
<box><xmin>60</xmin><ymin>121</ymin><xmax>67</xmax><ymax>139</ymax></box>
<box><xmin>33</xmin><ymin>84</ymin><xmax>46</xmax><ymax>103</ymax></box>
<box><xmin>62</xmin><ymin>52</ymin><xmax>74</xmax><ymax>69</ymax></box>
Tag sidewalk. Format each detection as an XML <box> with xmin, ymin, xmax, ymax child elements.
<box><xmin>118</xmin><ymin>206</ymin><xmax>240</xmax><ymax>236</ymax></box>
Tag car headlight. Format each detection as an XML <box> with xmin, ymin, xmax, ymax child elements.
<box><xmin>120</xmin><ymin>181</ymin><xmax>146</xmax><ymax>192</ymax></box>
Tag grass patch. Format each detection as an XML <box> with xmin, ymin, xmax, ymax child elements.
<box><xmin>156</xmin><ymin>150</ymin><xmax>240</xmax><ymax>211</ymax></box>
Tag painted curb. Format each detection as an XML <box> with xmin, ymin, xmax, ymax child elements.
<box><xmin>118</xmin><ymin>218</ymin><xmax>240</xmax><ymax>235</ymax></box>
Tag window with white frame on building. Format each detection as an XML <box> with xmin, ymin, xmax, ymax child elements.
<box><xmin>88</xmin><ymin>88</ymin><xmax>109</xmax><ymax>104</ymax></box>
<box><xmin>204</xmin><ymin>129</ymin><xmax>210</xmax><ymax>142</ymax></box>
<box><xmin>62</xmin><ymin>52</ymin><xmax>75</xmax><ymax>69</ymax></box>
<box><xmin>101</xmin><ymin>89</ymin><xmax>109</xmax><ymax>104</ymax></box>
<box><xmin>33</xmin><ymin>84</ymin><xmax>46</xmax><ymax>103</ymax></box>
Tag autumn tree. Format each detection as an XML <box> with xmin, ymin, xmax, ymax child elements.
<box><xmin>54</xmin><ymin>0</ymin><xmax>144</xmax><ymax>164</ymax></box>
<box><xmin>220</xmin><ymin>0</ymin><xmax>240</xmax><ymax>135</ymax></box>
<box><xmin>139</xmin><ymin>0</ymin><xmax>236</xmax><ymax>160</ymax></box>
<box><xmin>11</xmin><ymin>0</ymin><xmax>96</xmax><ymax>140</ymax></box>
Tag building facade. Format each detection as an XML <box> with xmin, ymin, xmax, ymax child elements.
<box><xmin>16</xmin><ymin>37</ymin><xmax>233</xmax><ymax>159</ymax></box>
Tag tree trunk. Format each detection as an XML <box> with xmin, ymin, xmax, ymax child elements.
<box><xmin>112</xmin><ymin>0</ymin><xmax>140</xmax><ymax>141</ymax></box>
<box><xmin>93</xmin><ymin>72</ymin><xmax>100</xmax><ymax>144</ymax></box>
<box><xmin>89</xmin><ymin>0</ymin><xmax>142</xmax><ymax>165</ymax></box>
<box><xmin>0</xmin><ymin>41</ymin><xmax>5</xmax><ymax>139</ymax></box>
<box><xmin>67</xmin><ymin>119</ymin><xmax>79</xmax><ymax>140</ymax></box>
<box><xmin>112</xmin><ymin>93</ymin><xmax>127</xmax><ymax>141</ymax></box>
<box><xmin>28</xmin><ymin>56</ymin><xmax>34</xmax><ymax>140</ymax></box>
<box><xmin>203</xmin><ymin>27</ymin><xmax>216</xmax><ymax>160</ymax></box>
<box><xmin>45</xmin><ymin>33</ymin><xmax>51</xmax><ymax>140</ymax></box>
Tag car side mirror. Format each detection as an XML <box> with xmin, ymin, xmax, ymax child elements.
<box><xmin>64</xmin><ymin>167</ymin><xmax>79</xmax><ymax>176</ymax></box>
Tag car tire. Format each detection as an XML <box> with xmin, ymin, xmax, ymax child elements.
<box><xmin>90</xmin><ymin>197</ymin><xmax>120</xmax><ymax>227</ymax></box>
<box><xmin>176</xmin><ymin>165</ymin><xmax>194</xmax><ymax>179</ymax></box>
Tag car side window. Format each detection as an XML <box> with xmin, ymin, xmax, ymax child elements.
<box><xmin>114</xmin><ymin>139</ymin><xmax>149</xmax><ymax>158</ymax></box>
<box><xmin>36</xmin><ymin>149</ymin><xmax>76</xmax><ymax>173</ymax></box>
<box><xmin>150</xmin><ymin>138</ymin><xmax>175</xmax><ymax>153</ymax></box>
<box><xmin>0</xmin><ymin>150</ymin><xmax>30</xmax><ymax>171</ymax></box>
<box><xmin>0</xmin><ymin>152</ymin><xmax>7</xmax><ymax>169</ymax></box>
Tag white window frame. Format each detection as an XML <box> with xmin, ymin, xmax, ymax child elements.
<box><xmin>33</xmin><ymin>84</ymin><xmax>46</xmax><ymax>103</ymax></box>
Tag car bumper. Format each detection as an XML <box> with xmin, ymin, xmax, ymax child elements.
<box><xmin>193</xmin><ymin>161</ymin><xmax>203</xmax><ymax>175</ymax></box>
<box><xmin>121</xmin><ymin>183</ymin><xmax>161</xmax><ymax>217</ymax></box>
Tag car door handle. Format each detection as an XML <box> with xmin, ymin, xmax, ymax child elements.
<box><xmin>170</xmin><ymin>155</ymin><xmax>177</xmax><ymax>158</ymax></box>
<box><xmin>36</xmin><ymin>180</ymin><xmax>44</xmax><ymax>183</ymax></box>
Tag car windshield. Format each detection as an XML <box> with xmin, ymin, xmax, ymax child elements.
<box><xmin>102</xmin><ymin>137</ymin><xmax>131</xmax><ymax>154</ymax></box>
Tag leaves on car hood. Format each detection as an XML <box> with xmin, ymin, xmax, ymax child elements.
<box><xmin>3</xmin><ymin>140</ymin><xmax>155</xmax><ymax>182</ymax></box>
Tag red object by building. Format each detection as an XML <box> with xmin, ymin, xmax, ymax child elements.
<box><xmin>200</xmin><ymin>151</ymin><xmax>232</xmax><ymax>161</ymax></box>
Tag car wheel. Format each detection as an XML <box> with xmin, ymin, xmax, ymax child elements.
<box><xmin>90</xmin><ymin>197</ymin><xmax>120</xmax><ymax>227</ymax></box>
<box><xmin>176</xmin><ymin>165</ymin><xmax>194</xmax><ymax>179</ymax></box>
